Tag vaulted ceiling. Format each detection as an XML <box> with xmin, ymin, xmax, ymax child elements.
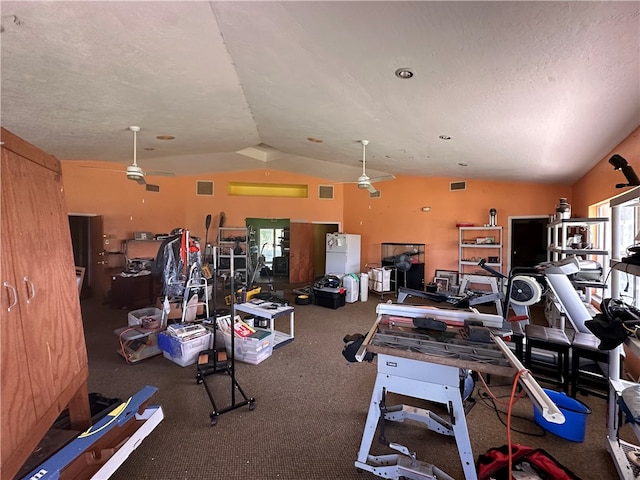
<box><xmin>1</xmin><ymin>1</ymin><xmax>639</xmax><ymax>184</ymax></box>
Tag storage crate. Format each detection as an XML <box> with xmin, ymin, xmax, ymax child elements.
<box><xmin>158</xmin><ymin>331</ymin><xmax>212</xmax><ymax>367</ymax></box>
<box><xmin>128</xmin><ymin>307</ymin><xmax>163</xmax><ymax>327</ymax></box>
<box><xmin>222</xmin><ymin>328</ymin><xmax>275</xmax><ymax>365</ymax></box>
<box><xmin>313</xmin><ymin>287</ymin><xmax>346</xmax><ymax>309</ymax></box>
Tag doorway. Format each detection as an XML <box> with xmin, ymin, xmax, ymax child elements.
<box><xmin>508</xmin><ymin>216</ymin><xmax>549</xmax><ymax>273</ymax></box>
<box><xmin>313</xmin><ymin>223</ymin><xmax>340</xmax><ymax>278</ymax></box>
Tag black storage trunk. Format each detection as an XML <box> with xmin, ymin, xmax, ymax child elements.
<box><xmin>313</xmin><ymin>287</ymin><xmax>346</xmax><ymax>309</ymax></box>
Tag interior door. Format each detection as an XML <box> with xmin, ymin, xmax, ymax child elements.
<box><xmin>510</xmin><ymin>217</ymin><xmax>549</xmax><ymax>271</ymax></box>
<box><xmin>289</xmin><ymin>222</ymin><xmax>314</xmax><ymax>284</ymax></box>
<box><xmin>89</xmin><ymin>214</ymin><xmax>110</xmax><ymax>301</ymax></box>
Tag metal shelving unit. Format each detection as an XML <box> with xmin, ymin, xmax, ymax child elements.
<box><xmin>607</xmin><ymin>188</ymin><xmax>640</xmax><ymax>479</ymax></box>
<box><xmin>218</xmin><ymin>227</ymin><xmax>248</xmax><ymax>282</ymax></box>
<box><xmin>458</xmin><ymin>226</ymin><xmax>503</xmax><ymax>277</ymax></box>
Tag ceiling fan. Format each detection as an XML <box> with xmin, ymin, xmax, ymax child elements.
<box><xmin>81</xmin><ymin>126</ymin><xmax>174</xmax><ymax>191</ymax></box>
<box><xmin>352</xmin><ymin>139</ymin><xmax>395</xmax><ymax>194</ymax></box>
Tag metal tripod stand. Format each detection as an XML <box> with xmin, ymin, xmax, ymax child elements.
<box><xmin>196</xmin><ymin>246</ymin><xmax>255</xmax><ymax>426</ymax></box>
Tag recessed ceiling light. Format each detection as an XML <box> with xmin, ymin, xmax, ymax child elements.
<box><xmin>395</xmin><ymin>68</ymin><xmax>414</xmax><ymax>79</ymax></box>
<box><xmin>439</xmin><ymin>135</ymin><xmax>452</xmax><ymax>140</ymax></box>
<box><xmin>156</xmin><ymin>135</ymin><xmax>175</xmax><ymax>141</ymax></box>
<box><xmin>458</xmin><ymin>162</ymin><xmax>468</xmax><ymax>167</ymax></box>
<box><xmin>307</xmin><ymin>137</ymin><xmax>323</xmax><ymax>143</ymax></box>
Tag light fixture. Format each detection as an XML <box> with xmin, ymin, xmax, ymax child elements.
<box><xmin>421</xmin><ymin>206</ymin><xmax>432</xmax><ymax>212</ymax></box>
<box><xmin>439</xmin><ymin>135</ymin><xmax>451</xmax><ymax>140</ymax></box>
<box><xmin>395</xmin><ymin>68</ymin><xmax>414</xmax><ymax>79</ymax></box>
<box><xmin>458</xmin><ymin>162</ymin><xmax>468</xmax><ymax>167</ymax></box>
<box><xmin>156</xmin><ymin>135</ymin><xmax>175</xmax><ymax>141</ymax></box>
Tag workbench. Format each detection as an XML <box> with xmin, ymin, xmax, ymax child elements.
<box><xmin>233</xmin><ymin>301</ymin><xmax>294</xmax><ymax>349</ymax></box>
<box><xmin>354</xmin><ymin>303</ymin><xmax>563</xmax><ymax>480</ymax></box>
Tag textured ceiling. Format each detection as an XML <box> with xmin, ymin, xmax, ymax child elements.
<box><xmin>1</xmin><ymin>1</ymin><xmax>639</xmax><ymax>184</ymax></box>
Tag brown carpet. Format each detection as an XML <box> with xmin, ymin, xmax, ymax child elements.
<box><xmin>73</xmin><ymin>288</ymin><xmax>625</xmax><ymax>480</ymax></box>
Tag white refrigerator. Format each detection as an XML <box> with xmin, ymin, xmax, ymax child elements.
<box><xmin>325</xmin><ymin>233</ymin><xmax>361</xmax><ymax>275</ymax></box>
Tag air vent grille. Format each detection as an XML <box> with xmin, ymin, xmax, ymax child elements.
<box><xmin>450</xmin><ymin>181</ymin><xmax>466</xmax><ymax>191</ymax></box>
<box><xmin>196</xmin><ymin>180</ymin><xmax>214</xmax><ymax>196</ymax></box>
<box><xmin>318</xmin><ymin>185</ymin><xmax>334</xmax><ymax>199</ymax></box>
<box><xmin>370</xmin><ymin>190</ymin><xmax>381</xmax><ymax>199</ymax></box>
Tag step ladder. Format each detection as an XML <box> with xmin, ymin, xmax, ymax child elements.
<box><xmin>182</xmin><ymin>263</ymin><xmax>210</xmax><ymax>322</ymax></box>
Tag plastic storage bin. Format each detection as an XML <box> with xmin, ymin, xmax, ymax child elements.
<box><xmin>223</xmin><ymin>328</ymin><xmax>275</xmax><ymax>365</ymax></box>
<box><xmin>128</xmin><ymin>307</ymin><xmax>163</xmax><ymax>327</ymax></box>
<box><xmin>533</xmin><ymin>388</ymin><xmax>591</xmax><ymax>442</ymax></box>
<box><xmin>158</xmin><ymin>331</ymin><xmax>212</xmax><ymax>367</ymax></box>
<box><xmin>313</xmin><ymin>287</ymin><xmax>346</xmax><ymax>309</ymax></box>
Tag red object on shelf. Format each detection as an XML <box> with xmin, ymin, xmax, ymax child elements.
<box><xmin>456</xmin><ymin>223</ymin><xmax>475</xmax><ymax>227</ymax></box>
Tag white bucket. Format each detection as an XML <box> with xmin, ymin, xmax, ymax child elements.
<box><xmin>360</xmin><ymin>273</ymin><xmax>369</xmax><ymax>302</ymax></box>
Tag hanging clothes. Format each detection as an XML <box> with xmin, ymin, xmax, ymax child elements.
<box><xmin>152</xmin><ymin>229</ymin><xmax>202</xmax><ymax>297</ymax></box>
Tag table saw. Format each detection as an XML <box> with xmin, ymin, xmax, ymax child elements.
<box><xmin>353</xmin><ymin>303</ymin><xmax>563</xmax><ymax>480</ymax></box>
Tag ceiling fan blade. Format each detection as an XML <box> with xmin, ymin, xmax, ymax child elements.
<box><xmin>145</xmin><ymin>170</ymin><xmax>175</xmax><ymax>177</ymax></box>
<box><xmin>131</xmin><ymin>175</ymin><xmax>146</xmax><ymax>185</ymax></box>
<box><xmin>369</xmin><ymin>174</ymin><xmax>395</xmax><ymax>183</ymax></box>
<box><xmin>366</xmin><ymin>183</ymin><xmax>378</xmax><ymax>194</ymax></box>
<box><xmin>78</xmin><ymin>165</ymin><xmax>125</xmax><ymax>173</ymax></box>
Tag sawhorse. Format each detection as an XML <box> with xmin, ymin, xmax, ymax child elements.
<box><xmin>459</xmin><ymin>274</ymin><xmax>503</xmax><ymax>316</ymax></box>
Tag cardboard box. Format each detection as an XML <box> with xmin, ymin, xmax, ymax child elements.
<box><xmin>156</xmin><ymin>297</ymin><xmax>204</xmax><ymax>321</ymax></box>
<box><xmin>158</xmin><ymin>331</ymin><xmax>212</xmax><ymax>367</ymax></box>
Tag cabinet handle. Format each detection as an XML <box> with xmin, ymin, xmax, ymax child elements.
<box><xmin>4</xmin><ymin>281</ymin><xmax>17</xmax><ymax>312</ymax></box>
<box><xmin>23</xmin><ymin>276</ymin><xmax>36</xmax><ymax>303</ymax></box>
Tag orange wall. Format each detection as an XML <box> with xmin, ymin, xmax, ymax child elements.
<box><xmin>341</xmin><ymin>176</ymin><xmax>568</xmax><ymax>279</ymax></box>
<box><xmin>62</xmin><ymin>125</ymin><xmax>639</xmax><ymax>279</ymax></box>
<box><xmin>571</xmin><ymin>126</ymin><xmax>640</xmax><ymax>215</ymax></box>
<box><xmin>62</xmin><ymin>162</ymin><xmax>345</xmax><ymax>249</ymax></box>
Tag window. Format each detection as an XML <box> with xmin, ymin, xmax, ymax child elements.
<box><xmin>608</xmin><ymin>196</ymin><xmax>640</xmax><ymax>306</ymax></box>
<box><xmin>259</xmin><ymin>228</ymin><xmax>284</xmax><ymax>267</ymax></box>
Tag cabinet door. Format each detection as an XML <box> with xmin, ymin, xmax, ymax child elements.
<box><xmin>0</xmin><ymin>154</ymin><xmax>37</xmax><ymax>462</ymax></box>
<box><xmin>1</xmin><ymin>150</ymin><xmax>87</xmax><ymax>417</ymax></box>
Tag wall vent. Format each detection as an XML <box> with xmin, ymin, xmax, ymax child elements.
<box><xmin>370</xmin><ymin>190</ymin><xmax>381</xmax><ymax>199</ymax></box>
<box><xmin>318</xmin><ymin>185</ymin><xmax>334</xmax><ymax>199</ymax></box>
<box><xmin>450</xmin><ymin>181</ymin><xmax>466</xmax><ymax>191</ymax></box>
<box><xmin>145</xmin><ymin>184</ymin><xmax>160</xmax><ymax>193</ymax></box>
<box><xmin>196</xmin><ymin>180</ymin><xmax>214</xmax><ymax>196</ymax></box>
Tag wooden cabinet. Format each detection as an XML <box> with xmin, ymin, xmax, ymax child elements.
<box><xmin>1</xmin><ymin>128</ymin><xmax>90</xmax><ymax>479</ymax></box>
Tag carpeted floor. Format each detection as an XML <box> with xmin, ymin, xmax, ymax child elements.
<box><xmin>67</xmin><ymin>286</ymin><xmax>627</xmax><ymax>479</ymax></box>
